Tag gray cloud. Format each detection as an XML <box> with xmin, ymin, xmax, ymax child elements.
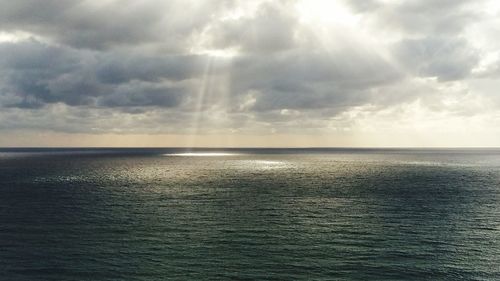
<box><xmin>394</xmin><ymin>37</ymin><xmax>479</xmax><ymax>81</ymax></box>
<box><xmin>0</xmin><ymin>40</ymin><xmax>96</xmax><ymax>108</ymax></box>
<box><xmin>346</xmin><ymin>0</ymin><xmax>481</xmax><ymax>35</ymax></box>
<box><xmin>228</xmin><ymin>46</ymin><xmax>401</xmax><ymax>113</ymax></box>
<box><xmin>0</xmin><ymin>40</ymin><xmax>204</xmax><ymax>109</ymax></box>
<box><xmin>95</xmin><ymin>53</ymin><xmax>214</xmax><ymax>84</ymax></box>
<box><xmin>0</xmin><ymin>0</ymin><xmax>235</xmax><ymax>50</ymax></box>
<box><xmin>97</xmin><ymin>81</ymin><xmax>184</xmax><ymax>108</ymax></box>
<box><xmin>0</xmin><ymin>0</ymin><xmax>497</xmax><ymax>136</ymax></box>
<box><xmin>209</xmin><ymin>2</ymin><xmax>299</xmax><ymax>53</ymax></box>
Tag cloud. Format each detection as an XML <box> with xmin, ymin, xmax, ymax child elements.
<box><xmin>0</xmin><ymin>0</ymin><xmax>233</xmax><ymax>50</ymax></box>
<box><xmin>0</xmin><ymin>40</ymin><xmax>95</xmax><ymax>108</ymax></box>
<box><xmin>394</xmin><ymin>37</ymin><xmax>479</xmax><ymax>81</ymax></box>
<box><xmin>95</xmin><ymin>53</ymin><xmax>213</xmax><ymax>84</ymax></box>
<box><xmin>97</xmin><ymin>81</ymin><xmax>184</xmax><ymax>108</ymax></box>
<box><xmin>228</xmin><ymin>47</ymin><xmax>401</xmax><ymax>112</ymax></box>
<box><xmin>346</xmin><ymin>0</ymin><xmax>481</xmax><ymax>35</ymax></box>
<box><xmin>209</xmin><ymin>1</ymin><xmax>299</xmax><ymax>53</ymax></box>
<box><xmin>0</xmin><ymin>0</ymin><xmax>498</xmax><ymax>142</ymax></box>
<box><xmin>0</xmin><ymin>40</ymin><xmax>203</xmax><ymax>109</ymax></box>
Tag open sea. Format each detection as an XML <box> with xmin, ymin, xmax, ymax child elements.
<box><xmin>0</xmin><ymin>148</ymin><xmax>499</xmax><ymax>280</ymax></box>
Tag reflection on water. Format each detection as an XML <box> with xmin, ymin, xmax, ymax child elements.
<box><xmin>0</xmin><ymin>148</ymin><xmax>499</xmax><ymax>280</ymax></box>
<box><xmin>231</xmin><ymin>160</ymin><xmax>292</xmax><ymax>171</ymax></box>
<box><xmin>163</xmin><ymin>152</ymin><xmax>240</xmax><ymax>157</ymax></box>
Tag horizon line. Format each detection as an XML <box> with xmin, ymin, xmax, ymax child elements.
<box><xmin>1</xmin><ymin>146</ymin><xmax>500</xmax><ymax>150</ymax></box>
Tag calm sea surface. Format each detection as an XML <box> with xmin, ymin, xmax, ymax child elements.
<box><xmin>1</xmin><ymin>148</ymin><xmax>499</xmax><ymax>280</ymax></box>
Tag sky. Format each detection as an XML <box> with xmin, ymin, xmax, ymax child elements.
<box><xmin>1</xmin><ymin>0</ymin><xmax>500</xmax><ymax>147</ymax></box>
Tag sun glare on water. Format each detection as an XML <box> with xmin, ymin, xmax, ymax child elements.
<box><xmin>163</xmin><ymin>152</ymin><xmax>239</xmax><ymax>157</ymax></box>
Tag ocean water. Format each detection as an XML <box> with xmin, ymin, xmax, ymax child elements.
<box><xmin>1</xmin><ymin>148</ymin><xmax>499</xmax><ymax>280</ymax></box>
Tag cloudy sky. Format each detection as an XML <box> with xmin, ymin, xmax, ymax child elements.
<box><xmin>1</xmin><ymin>0</ymin><xmax>500</xmax><ymax>147</ymax></box>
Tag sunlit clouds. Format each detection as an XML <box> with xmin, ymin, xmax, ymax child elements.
<box><xmin>0</xmin><ymin>0</ymin><xmax>500</xmax><ymax>146</ymax></box>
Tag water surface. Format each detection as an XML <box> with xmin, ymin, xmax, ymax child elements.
<box><xmin>1</xmin><ymin>148</ymin><xmax>499</xmax><ymax>280</ymax></box>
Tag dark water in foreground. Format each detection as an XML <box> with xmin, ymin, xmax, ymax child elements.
<box><xmin>1</xmin><ymin>148</ymin><xmax>499</xmax><ymax>280</ymax></box>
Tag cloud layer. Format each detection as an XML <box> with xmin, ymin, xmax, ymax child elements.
<box><xmin>1</xmin><ymin>0</ymin><xmax>500</xmax><ymax>145</ymax></box>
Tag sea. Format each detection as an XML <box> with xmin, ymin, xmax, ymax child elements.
<box><xmin>0</xmin><ymin>148</ymin><xmax>499</xmax><ymax>280</ymax></box>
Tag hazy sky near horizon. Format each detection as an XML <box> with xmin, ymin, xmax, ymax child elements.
<box><xmin>1</xmin><ymin>0</ymin><xmax>500</xmax><ymax>147</ymax></box>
